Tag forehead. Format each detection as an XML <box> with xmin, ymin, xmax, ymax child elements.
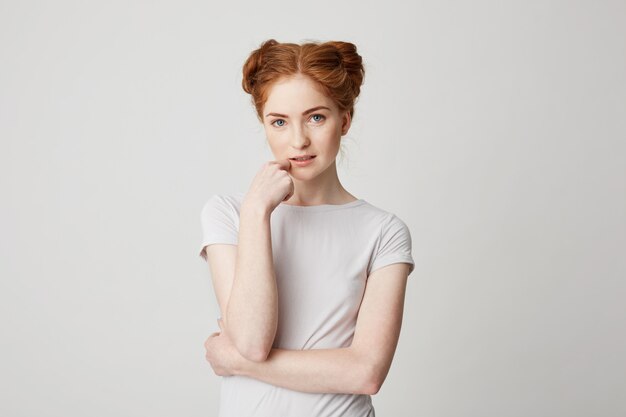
<box><xmin>263</xmin><ymin>75</ymin><xmax>336</xmax><ymax>113</ymax></box>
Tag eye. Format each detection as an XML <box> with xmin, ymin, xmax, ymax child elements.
<box><xmin>271</xmin><ymin>119</ymin><xmax>285</xmax><ymax>127</ymax></box>
<box><xmin>310</xmin><ymin>114</ymin><xmax>325</xmax><ymax>123</ymax></box>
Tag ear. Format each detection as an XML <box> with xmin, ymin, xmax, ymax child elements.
<box><xmin>341</xmin><ymin>111</ymin><xmax>351</xmax><ymax>136</ymax></box>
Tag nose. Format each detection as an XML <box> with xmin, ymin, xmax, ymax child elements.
<box><xmin>290</xmin><ymin>125</ymin><xmax>310</xmax><ymax>149</ymax></box>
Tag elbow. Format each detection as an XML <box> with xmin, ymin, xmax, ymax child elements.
<box><xmin>359</xmin><ymin>363</ymin><xmax>386</xmax><ymax>395</ymax></box>
<box><xmin>225</xmin><ymin>318</ymin><xmax>275</xmax><ymax>363</ymax></box>
<box><xmin>361</xmin><ymin>377</ymin><xmax>383</xmax><ymax>396</ymax></box>
<box><xmin>234</xmin><ymin>339</ymin><xmax>272</xmax><ymax>363</ymax></box>
<box><xmin>241</xmin><ymin>346</ymin><xmax>271</xmax><ymax>363</ymax></box>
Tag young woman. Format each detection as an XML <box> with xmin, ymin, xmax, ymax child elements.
<box><xmin>199</xmin><ymin>39</ymin><xmax>415</xmax><ymax>417</ymax></box>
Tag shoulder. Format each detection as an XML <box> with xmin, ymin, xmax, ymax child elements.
<box><xmin>198</xmin><ymin>193</ymin><xmax>244</xmax><ymax>260</ymax></box>
<box><xmin>371</xmin><ymin>207</ymin><xmax>411</xmax><ymax>244</ymax></box>
<box><xmin>199</xmin><ymin>192</ymin><xmax>246</xmax><ymax>230</ymax></box>
<box><xmin>366</xmin><ymin>204</ymin><xmax>414</xmax><ymax>276</ymax></box>
<box><xmin>201</xmin><ymin>191</ymin><xmax>245</xmax><ymax>214</ymax></box>
<box><xmin>359</xmin><ymin>200</ymin><xmax>409</xmax><ymax>231</ymax></box>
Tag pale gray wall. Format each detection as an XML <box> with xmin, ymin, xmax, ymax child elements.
<box><xmin>1</xmin><ymin>1</ymin><xmax>625</xmax><ymax>416</ymax></box>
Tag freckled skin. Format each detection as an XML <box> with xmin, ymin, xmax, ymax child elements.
<box><xmin>261</xmin><ymin>74</ymin><xmax>352</xmax><ymax>203</ymax></box>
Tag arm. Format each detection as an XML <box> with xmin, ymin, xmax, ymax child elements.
<box><xmin>205</xmin><ymin>201</ymin><xmax>278</xmax><ymax>362</ymax></box>
<box><xmin>206</xmin><ymin>262</ymin><xmax>411</xmax><ymax>395</ymax></box>
<box><xmin>204</xmin><ymin>161</ymin><xmax>293</xmax><ymax>362</ymax></box>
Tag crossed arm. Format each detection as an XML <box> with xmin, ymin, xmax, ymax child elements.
<box><xmin>203</xmin><ymin>205</ymin><xmax>411</xmax><ymax>396</ymax></box>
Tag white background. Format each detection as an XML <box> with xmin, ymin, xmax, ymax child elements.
<box><xmin>1</xmin><ymin>1</ymin><xmax>625</xmax><ymax>416</ymax></box>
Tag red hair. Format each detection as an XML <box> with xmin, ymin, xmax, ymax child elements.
<box><xmin>242</xmin><ymin>39</ymin><xmax>365</xmax><ymax>122</ymax></box>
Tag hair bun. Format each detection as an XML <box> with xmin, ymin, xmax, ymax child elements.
<box><xmin>327</xmin><ymin>41</ymin><xmax>364</xmax><ymax>95</ymax></box>
<box><xmin>242</xmin><ymin>39</ymin><xmax>280</xmax><ymax>94</ymax></box>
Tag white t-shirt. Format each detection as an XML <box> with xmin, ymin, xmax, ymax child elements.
<box><xmin>198</xmin><ymin>191</ymin><xmax>415</xmax><ymax>417</ymax></box>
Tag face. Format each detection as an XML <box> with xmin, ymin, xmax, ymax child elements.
<box><xmin>261</xmin><ymin>73</ymin><xmax>351</xmax><ymax>181</ymax></box>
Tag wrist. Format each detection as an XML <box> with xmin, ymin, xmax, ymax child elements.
<box><xmin>233</xmin><ymin>354</ymin><xmax>255</xmax><ymax>377</ymax></box>
<box><xmin>241</xmin><ymin>199</ymin><xmax>272</xmax><ymax>218</ymax></box>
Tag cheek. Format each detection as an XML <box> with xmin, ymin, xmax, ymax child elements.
<box><xmin>265</xmin><ymin>132</ymin><xmax>288</xmax><ymax>156</ymax></box>
<box><xmin>315</xmin><ymin>125</ymin><xmax>341</xmax><ymax>145</ymax></box>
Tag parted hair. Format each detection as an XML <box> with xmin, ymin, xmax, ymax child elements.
<box><xmin>242</xmin><ymin>39</ymin><xmax>365</xmax><ymax>122</ymax></box>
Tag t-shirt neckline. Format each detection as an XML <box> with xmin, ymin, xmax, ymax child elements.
<box><xmin>277</xmin><ymin>198</ymin><xmax>367</xmax><ymax>212</ymax></box>
<box><xmin>233</xmin><ymin>191</ymin><xmax>367</xmax><ymax>212</ymax></box>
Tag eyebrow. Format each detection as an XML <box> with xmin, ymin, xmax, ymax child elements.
<box><xmin>265</xmin><ymin>106</ymin><xmax>331</xmax><ymax>118</ymax></box>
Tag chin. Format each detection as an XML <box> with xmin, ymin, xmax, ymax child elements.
<box><xmin>289</xmin><ymin>171</ymin><xmax>317</xmax><ymax>181</ymax></box>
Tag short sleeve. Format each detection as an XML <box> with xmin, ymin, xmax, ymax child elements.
<box><xmin>198</xmin><ymin>194</ymin><xmax>239</xmax><ymax>261</ymax></box>
<box><xmin>369</xmin><ymin>213</ymin><xmax>415</xmax><ymax>277</ymax></box>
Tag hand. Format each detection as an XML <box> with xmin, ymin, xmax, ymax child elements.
<box><xmin>243</xmin><ymin>159</ymin><xmax>294</xmax><ymax>212</ymax></box>
<box><xmin>204</xmin><ymin>318</ymin><xmax>246</xmax><ymax>377</ymax></box>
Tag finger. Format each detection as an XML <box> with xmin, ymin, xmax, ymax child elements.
<box><xmin>204</xmin><ymin>332</ymin><xmax>220</xmax><ymax>344</ymax></box>
<box><xmin>273</xmin><ymin>158</ymin><xmax>291</xmax><ymax>171</ymax></box>
<box><xmin>217</xmin><ymin>317</ymin><xmax>223</xmax><ymax>330</ymax></box>
<box><xmin>283</xmin><ymin>179</ymin><xmax>295</xmax><ymax>201</ymax></box>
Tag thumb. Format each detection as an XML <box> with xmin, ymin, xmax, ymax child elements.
<box><xmin>217</xmin><ymin>317</ymin><xmax>223</xmax><ymax>330</ymax></box>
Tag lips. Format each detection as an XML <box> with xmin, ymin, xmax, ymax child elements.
<box><xmin>289</xmin><ymin>155</ymin><xmax>316</xmax><ymax>161</ymax></box>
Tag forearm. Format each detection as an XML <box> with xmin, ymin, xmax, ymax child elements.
<box><xmin>235</xmin><ymin>346</ymin><xmax>377</xmax><ymax>395</ymax></box>
<box><xmin>225</xmin><ymin>203</ymin><xmax>278</xmax><ymax>361</ymax></box>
